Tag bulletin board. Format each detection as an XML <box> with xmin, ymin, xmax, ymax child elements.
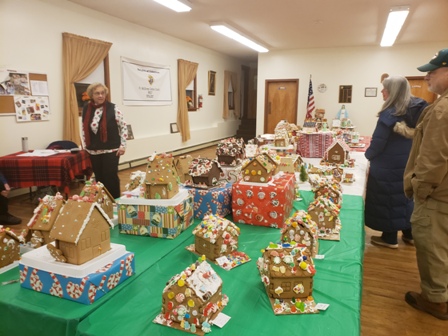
<box><xmin>0</xmin><ymin>71</ymin><xmax>51</xmax><ymax>122</ymax></box>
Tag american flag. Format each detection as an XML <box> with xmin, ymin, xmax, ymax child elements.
<box><xmin>306</xmin><ymin>76</ymin><xmax>315</xmax><ymax>120</ymax></box>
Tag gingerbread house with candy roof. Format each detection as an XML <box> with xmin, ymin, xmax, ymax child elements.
<box><xmin>189</xmin><ymin>158</ymin><xmax>223</xmax><ymax>187</ymax></box>
<box><xmin>145</xmin><ymin>153</ymin><xmax>180</xmax><ymax>199</ymax></box>
<box><xmin>321</xmin><ymin>138</ymin><xmax>351</xmax><ymax>165</ymax></box>
<box><xmin>0</xmin><ymin>227</ymin><xmax>23</xmax><ymax>268</ymax></box>
<box><xmin>256</xmin><ymin>243</ymin><xmax>318</xmax><ymax>315</ymax></box>
<box><xmin>48</xmin><ymin>200</ymin><xmax>114</xmax><ymax>265</ymax></box>
<box><xmin>174</xmin><ymin>155</ymin><xmax>193</xmax><ymax>183</ymax></box>
<box><xmin>241</xmin><ymin>153</ymin><xmax>277</xmax><ymax>183</ymax></box>
<box><xmin>154</xmin><ymin>259</ymin><xmax>229</xmax><ymax>334</ymax></box>
<box><xmin>312</xmin><ymin>180</ymin><xmax>343</xmax><ymax>207</ymax></box>
<box><xmin>79</xmin><ymin>180</ymin><xmax>115</xmax><ymax>219</ymax></box>
<box><xmin>307</xmin><ymin>196</ymin><xmax>342</xmax><ymax>239</ymax></box>
<box><xmin>281</xmin><ymin>210</ymin><xmax>319</xmax><ymax>258</ymax></box>
<box><xmin>274</xmin><ymin>154</ymin><xmax>303</xmax><ymax>174</ymax></box>
<box><xmin>192</xmin><ymin>214</ymin><xmax>240</xmax><ymax>261</ymax></box>
<box><xmin>27</xmin><ymin>192</ymin><xmax>65</xmax><ymax>248</ymax></box>
<box><xmin>216</xmin><ymin>137</ymin><xmax>245</xmax><ymax>166</ymax></box>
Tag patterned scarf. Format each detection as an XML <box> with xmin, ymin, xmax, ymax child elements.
<box><xmin>83</xmin><ymin>101</ymin><xmax>108</xmax><ymax>146</ymax></box>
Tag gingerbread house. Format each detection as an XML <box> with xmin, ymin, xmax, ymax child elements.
<box><xmin>27</xmin><ymin>192</ymin><xmax>65</xmax><ymax>248</ymax></box>
<box><xmin>275</xmin><ymin>155</ymin><xmax>303</xmax><ymax>174</ymax></box>
<box><xmin>78</xmin><ymin>180</ymin><xmax>115</xmax><ymax>219</ymax></box>
<box><xmin>192</xmin><ymin>214</ymin><xmax>240</xmax><ymax>261</ymax></box>
<box><xmin>145</xmin><ymin>153</ymin><xmax>180</xmax><ymax>199</ymax></box>
<box><xmin>174</xmin><ymin>155</ymin><xmax>193</xmax><ymax>183</ymax></box>
<box><xmin>308</xmin><ymin>196</ymin><xmax>341</xmax><ymax>236</ymax></box>
<box><xmin>0</xmin><ymin>227</ymin><xmax>23</xmax><ymax>268</ymax></box>
<box><xmin>241</xmin><ymin>153</ymin><xmax>277</xmax><ymax>183</ymax></box>
<box><xmin>189</xmin><ymin>158</ymin><xmax>223</xmax><ymax>187</ymax></box>
<box><xmin>312</xmin><ymin>181</ymin><xmax>343</xmax><ymax>207</ymax></box>
<box><xmin>274</xmin><ymin>129</ymin><xmax>289</xmax><ymax>147</ymax></box>
<box><xmin>322</xmin><ymin>138</ymin><xmax>350</xmax><ymax>165</ymax></box>
<box><xmin>216</xmin><ymin>137</ymin><xmax>245</xmax><ymax>166</ymax></box>
<box><xmin>154</xmin><ymin>260</ymin><xmax>229</xmax><ymax>334</ymax></box>
<box><xmin>257</xmin><ymin>244</ymin><xmax>317</xmax><ymax>314</ymax></box>
<box><xmin>125</xmin><ymin>170</ymin><xmax>146</xmax><ymax>192</ymax></box>
<box><xmin>281</xmin><ymin>210</ymin><xmax>319</xmax><ymax>258</ymax></box>
<box><xmin>48</xmin><ymin>200</ymin><xmax>114</xmax><ymax>265</ymax></box>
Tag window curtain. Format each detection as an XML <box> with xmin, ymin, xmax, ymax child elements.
<box><xmin>62</xmin><ymin>33</ymin><xmax>112</xmax><ymax>144</ymax></box>
<box><xmin>223</xmin><ymin>70</ymin><xmax>240</xmax><ymax>119</ymax></box>
<box><xmin>177</xmin><ymin>59</ymin><xmax>198</xmax><ymax>142</ymax></box>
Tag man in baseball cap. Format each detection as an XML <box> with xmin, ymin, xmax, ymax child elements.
<box><xmin>404</xmin><ymin>49</ymin><xmax>448</xmax><ymax>320</ymax></box>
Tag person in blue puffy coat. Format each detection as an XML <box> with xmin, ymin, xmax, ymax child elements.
<box><xmin>365</xmin><ymin>75</ymin><xmax>428</xmax><ymax>248</ymax></box>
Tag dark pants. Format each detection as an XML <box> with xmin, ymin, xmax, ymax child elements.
<box><xmin>381</xmin><ymin>228</ymin><xmax>413</xmax><ymax>244</ymax></box>
<box><xmin>0</xmin><ymin>194</ymin><xmax>8</xmax><ymax>215</ymax></box>
<box><xmin>89</xmin><ymin>152</ymin><xmax>121</xmax><ymax>199</ymax></box>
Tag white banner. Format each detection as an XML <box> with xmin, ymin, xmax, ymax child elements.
<box><xmin>121</xmin><ymin>57</ymin><xmax>172</xmax><ymax>106</ymax></box>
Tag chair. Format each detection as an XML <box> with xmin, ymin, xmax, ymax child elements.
<box><xmin>46</xmin><ymin>140</ymin><xmax>79</xmax><ymax>150</ymax></box>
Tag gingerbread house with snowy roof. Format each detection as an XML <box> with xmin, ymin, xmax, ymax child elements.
<box><xmin>0</xmin><ymin>227</ymin><xmax>23</xmax><ymax>268</ymax></box>
<box><xmin>312</xmin><ymin>181</ymin><xmax>343</xmax><ymax>207</ymax></box>
<box><xmin>154</xmin><ymin>260</ymin><xmax>229</xmax><ymax>334</ymax></box>
<box><xmin>27</xmin><ymin>193</ymin><xmax>65</xmax><ymax>248</ymax></box>
<box><xmin>241</xmin><ymin>153</ymin><xmax>277</xmax><ymax>183</ymax></box>
<box><xmin>275</xmin><ymin>154</ymin><xmax>303</xmax><ymax>174</ymax></box>
<box><xmin>308</xmin><ymin>196</ymin><xmax>341</xmax><ymax>240</ymax></box>
<box><xmin>145</xmin><ymin>153</ymin><xmax>180</xmax><ymax>199</ymax></box>
<box><xmin>216</xmin><ymin>137</ymin><xmax>245</xmax><ymax>166</ymax></box>
<box><xmin>48</xmin><ymin>200</ymin><xmax>114</xmax><ymax>265</ymax></box>
<box><xmin>256</xmin><ymin>244</ymin><xmax>318</xmax><ymax>314</ymax></box>
<box><xmin>189</xmin><ymin>158</ymin><xmax>223</xmax><ymax>187</ymax></box>
<box><xmin>174</xmin><ymin>155</ymin><xmax>193</xmax><ymax>183</ymax></box>
<box><xmin>322</xmin><ymin>138</ymin><xmax>350</xmax><ymax>165</ymax></box>
<box><xmin>79</xmin><ymin>180</ymin><xmax>115</xmax><ymax>219</ymax></box>
<box><xmin>281</xmin><ymin>210</ymin><xmax>319</xmax><ymax>258</ymax></box>
<box><xmin>192</xmin><ymin>214</ymin><xmax>240</xmax><ymax>261</ymax></box>
<box><xmin>274</xmin><ymin>129</ymin><xmax>290</xmax><ymax>147</ymax></box>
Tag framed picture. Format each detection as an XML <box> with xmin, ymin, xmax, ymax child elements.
<box><xmin>170</xmin><ymin>122</ymin><xmax>179</xmax><ymax>133</ymax></box>
<box><xmin>365</xmin><ymin>87</ymin><xmax>377</xmax><ymax>97</ymax></box>
<box><xmin>208</xmin><ymin>71</ymin><xmax>216</xmax><ymax>96</ymax></box>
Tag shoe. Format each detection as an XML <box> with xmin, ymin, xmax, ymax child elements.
<box><xmin>0</xmin><ymin>213</ymin><xmax>22</xmax><ymax>225</ymax></box>
<box><xmin>370</xmin><ymin>236</ymin><xmax>398</xmax><ymax>249</ymax></box>
<box><xmin>402</xmin><ymin>236</ymin><xmax>414</xmax><ymax>245</ymax></box>
<box><xmin>405</xmin><ymin>291</ymin><xmax>448</xmax><ymax>320</ymax></box>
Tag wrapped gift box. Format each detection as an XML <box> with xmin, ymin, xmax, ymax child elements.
<box><xmin>20</xmin><ymin>243</ymin><xmax>135</xmax><ymax>305</ymax></box>
<box><xmin>297</xmin><ymin>131</ymin><xmax>334</xmax><ymax>158</ymax></box>
<box><xmin>184</xmin><ymin>183</ymin><xmax>232</xmax><ymax>219</ymax></box>
<box><xmin>232</xmin><ymin>173</ymin><xmax>295</xmax><ymax>228</ymax></box>
<box><xmin>117</xmin><ymin>189</ymin><xmax>193</xmax><ymax>239</ymax></box>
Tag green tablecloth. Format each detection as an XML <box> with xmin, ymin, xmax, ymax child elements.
<box><xmin>0</xmin><ymin>191</ymin><xmax>364</xmax><ymax>336</ymax></box>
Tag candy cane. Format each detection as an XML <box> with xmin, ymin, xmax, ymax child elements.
<box><xmin>125</xmin><ymin>254</ymin><xmax>134</xmax><ymax>276</ymax></box>
<box><xmin>30</xmin><ymin>269</ymin><xmax>43</xmax><ymax>292</ymax></box>
<box><xmin>66</xmin><ymin>277</ymin><xmax>88</xmax><ymax>299</ymax></box>
<box><xmin>20</xmin><ymin>265</ymin><xmax>28</xmax><ymax>283</ymax></box>
<box><xmin>49</xmin><ymin>273</ymin><xmax>63</xmax><ymax>297</ymax></box>
<box><xmin>87</xmin><ymin>274</ymin><xmax>107</xmax><ymax>303</ymax></box>
<box><xmin>96</xmin><ymin>263</ymin><xmax>113</xmax><ymax>273</ymax></box>
<box><xmin>107</xmin><ymin>260</ymin><xmax>125</xmax><ymax>290</ymax></box>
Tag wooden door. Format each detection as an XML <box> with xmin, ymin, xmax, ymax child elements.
<box><xmin>264</xmin><ymin>79</ymin><xmax>298</xmax><ymax>134</ymax></box>
<box><xmin>407</xmin><ymin>76</ymin><xmax>437</xmax><ymax>104</ymax></box>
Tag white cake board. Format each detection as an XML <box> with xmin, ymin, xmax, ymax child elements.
<box><xmin>20</xmin><ymin>243</ymin><xmax>128</xmax><ymax>278</ymax></box>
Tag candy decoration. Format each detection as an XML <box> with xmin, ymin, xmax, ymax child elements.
<box><xmin>49</xmin><ymin>272</ymin><xmax>63</xmax><ymax>297</ymax></box>
<box><xmin>30</xmin><ymin>268</ymin><xmax>43</xmax><ymax>292</ymax></box>
<box><xmin>67</xmin><ymin>277</ymin><xmax>88</xmax><ymax>299</ymax></box>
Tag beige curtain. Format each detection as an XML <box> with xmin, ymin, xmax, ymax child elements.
<box><xmin>223</xmin><ymin>70</ymin><xmax>240</xmax><ymax>119</ymax></box>
<box><xmin>177</xmin><ymin>59</ymin><xmax>198</xmax><ymax>142</ymax></box>
<box><xmin>62</xmin><ymin>33</ymin><xmax>112</xmax><ymax>144</ymax></box>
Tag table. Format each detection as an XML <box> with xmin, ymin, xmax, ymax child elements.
<box><xmin>0</xmin><ymin>150</ymin><xmax>92</xmax><ymax>195</ymax></box>
<box><xmin>0</xmin><ymin>190</ymin><xmax>365</xmax><ymax>336</ymax></box>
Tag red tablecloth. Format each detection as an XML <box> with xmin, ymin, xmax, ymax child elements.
<box><xmin>349</xmin><ymin>135</ymin><xmax>371</xmax><ymax>152</ymax></box>
<box><xmin>0</xmin><ymin>150</ymin><xmax>92</xmax><ymax>194</ymax></box>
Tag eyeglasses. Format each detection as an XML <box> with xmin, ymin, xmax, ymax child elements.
<box><xmin>93</xmin><ymin>91</ymin><xmax>106</xmax><ymax>96</ymax></box>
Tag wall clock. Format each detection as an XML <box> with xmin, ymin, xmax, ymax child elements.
<box><xmin>318</xmin><ymin>83</ymin><xmax>327</xmax><ymax>93</ymax></box>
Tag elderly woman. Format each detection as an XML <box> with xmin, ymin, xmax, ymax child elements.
<box><xmin>81</xmin><ymin>83</ymin><xmax>127</xmax><ymax>199</ymax></box>
<box><xmin>365</xmin><ymin>76</ymin><xmax>427</xmax><ymax>249</ymax></box>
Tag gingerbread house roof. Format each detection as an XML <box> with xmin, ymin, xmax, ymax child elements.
<box><xmin>80</xmin><ymin>180</ymin><xmax>115</xmax><ymax>202</ymax></box>
<box><xmin>242</xmin><ymin>153</ymin><xmax>277</xmax><ymax>174</ymax></box>
<box><xmin>193</xmin><ymin>214</ymin><xmax>240</xmax><ymax>244</ymax></box>
<box><xmin>189</xmin><ymin>158</ymin><xmax>222</xmax><ymax>177</ymax></box>
<box><xmin>27</xmin><ymin>193</ymin><xmax>65</xmax><ymax>231</ymax></box>
<box><xmin>145</xmin><ymin>153</ymin><xmax>180</xmax><ymax>186</ymax></box>
<box><xmin>282</xmin><ymin>210</ymin><xmax>318</xmax><ymax>240</ymax></box>
<box><xmin>49</xmin><ymin>201</ymin><xmax>114</xmax><ymax>244</ymax></box>
<box><xmin>216</xmin><ymin>137</ymin><xmax>245</xmax><ymax>156</ymax></box>
<box><xmin>308</xmin><ymin>196</ymin><xmax>340</xmax><ymax>218</ymax></box>
<box><xmin>0</xmin><ymin>227</ymin><xmax>23</xmax><ymax>244</ymax></box>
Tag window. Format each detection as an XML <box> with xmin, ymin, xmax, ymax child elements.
<box><xmin>186</xmin><ymin>76</ymin><xmax>197</xmax><ymax>111</ymax></box>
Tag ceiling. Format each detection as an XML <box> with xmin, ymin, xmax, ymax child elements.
<box><xmin>68</xmin><ymin>0</ymin><xmax>448</xmax><ymax>62</ymax></box>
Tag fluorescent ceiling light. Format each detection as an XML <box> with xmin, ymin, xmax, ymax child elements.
<box><xmin>153</xmin><ymin>0</ymin><xmax>191</xmax><ymax>13</ymax></box>
<box><xmin>210</xmin><ymin>24</ymin><xmax>269</xmax><ymax>53</ymax></box>
<box><xmin>380</xmin><ymin>6</ymin><xmax>410</xmax><ymax>47</ymax></box>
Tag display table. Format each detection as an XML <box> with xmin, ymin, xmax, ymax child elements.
<box><xmin>0</xmin><ymin>150</ymin><xmax>92</xmax><ymax>194</ymax></box>
<box><xmin>0</xmin><ymin>190</ymin><xmax>364</xmax><ymax>336</ymax></box>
